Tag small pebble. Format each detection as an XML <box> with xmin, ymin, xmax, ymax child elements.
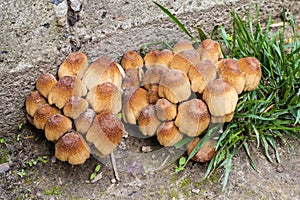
<box><xmin>0</xmin><ymin>163</ymin><xmax>10</xmax><ymax>173</ymax></box>
<box><xmin>91</xmin><ymin>172</ymin><xmax>103</xmax><ymax>183</ymax></box>
<box><xmin>111</xmin><ymin>178</ymin><xmax>117</xmax><ymax>184</ymax></box>
<box><xmin>141</xmin><ymin>146</ymin><xmax>152</xmax><ymax>153</ymax></box>
<box><xmin>191</xmin><ymin>188</ymin><xmax>200</xmax><ymax>194</ymax></box>
<box><xmin>70</xmin><ymin>0</ymin><xmax>82</xmax><ymax>12</ymax></box>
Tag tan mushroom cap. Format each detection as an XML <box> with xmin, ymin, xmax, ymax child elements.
<box><xmin>58</xmin><ymin>52</ymin><xmax>88</xmax><ymax>80</ymax></box>
<box><xmin>48</xmin><ymin>75</ymin><xmax>87</xmax><ymax>109</ymax></box>
<box><xmin>175</xmin><ymin>99</ymin><xmax>210</xmax><ymax>137</ymax></box>
<box><xmin>75</xmin><ymin>108</ymin><xmax>96</xmax><ymax>134</ymax></box>
<box><xmin>33</xmin><ymin>104</ymin><xmax>61</xmax><ymax>130</ymax></box>
<box><xmin>86</xmin><ymin>112</ymin><xmax>124</xmax><ymax>156</ymax></box>
<box><xmin>36</xmin><ymin>73</ymin><xmax>57</xmax><ymax>98</ymax></box>
<box><xmin>197</xmin><ymin>39</ymin><xmax>223</xmax><ymax>64</ymax></box>
<box><xmin>216</xmin><ymin>58</ymin><xmax>245</xmax><ymax>94</ymax></box>
<box><xmin>186</xmin><ymin>137</ymin><xmax>216</xmax><ymax>162</ymax></box>
<box><xmin>55</xmin><ymin>131</ymin><xmax>90</xmax><ymax>165</ymax></box>
<box><xmin>121</xmin><ymin>50</ymin><xmax>143</xmax><ymax>70</ymax></box>
<box><xmin>45</xmin><ymin>114</ymin><xmax>72</xmax><ymax>141</ymax></box>
<box><xmin>122</xmin><ymin>87</ymin><xmax>149</xmax><ymax>124</ymax></box>
<box><xmin>144</xmin><ymin>49</ymin><xmax>160</xmax><ymax>68</ymax></box>
<box><xmin>143</xmin><ymin>65</ymin><xmax>170</xmax><ymax>90</ymax></box>
<box><xmin>138</xmin><ymin>105</ymin><xmax>161</xmax><ymax>137</ymax></box>
<box><xmin>169</xmin><ymin>50</ymin><xmax>201</xmax><ymax>74</ymax></box>
<box><xmin>158</xmin><ymin>69</ymin><xmax>191</xmax><ymax>104</ymax></box>
<box><xmin>155</xmin><ymin>49</ymin><xmax>174</xmax><ymax>67</ymax></box>
<box><xmin>63</xmin><ymin>96</ymin><xmax>89</xmax><ymax>119</ymax></box>
<box><xmin>25</xmin><ymin>90</ymin><xmax>47</xmax><ymax>117</ymax></box>
<box><xmin>86</xmin><ymin>82</ymin><xmax>122</xmax><ymax>114</ymax></box>
<box><xmin>172</xmin><ymin>40</ymin><xmax>195</xmax><ymax>54</ymax></box>
<box><xmin>122</xmin><ymin>67</ymin><xmax>144</xmax><ymax>90</ymax></box>
<box><xmin>147</xmin><ymin>84</ymin><xmax>159</xmax><ymax>104</ymax></box>
<box><xmin>237</xmin><ymin>57</ymin><xmax>261</xmax><ymax>91</ymax></box>
<box><xmin>188</xmin><ymin>60</ymin><xmax>217</xmax><ymax>94</ymax></box>
<box><xmin>155</xmin><ymin>98</ymin><xmax>177</xmax><ymax>121</ymax></box>
<box><xmin>156</xmin><ymin>121</ymin><xmax>183</xmax><ymax>147</ymax></box>
<box><xmin>202</xmin><ymin>78</ymin><xmax>238</xmax><ymax>123</ymax></box>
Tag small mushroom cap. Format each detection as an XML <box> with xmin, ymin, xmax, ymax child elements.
<box><xmin>36</xmin><ymin>73</ymin><xmax>57</xmax><ymax>98</ymax></box>
<box><xmin>169</xmin><ymin>50</ymin><xmax>201</xmax><ymax>74</ymax></box>
<box><xmin>158</xmin><ymin>69</ymin><xmax>191</xmax><ymax>104</ymax></box>
<box><xmin>175</xmin><ymin>99</ymin><xmax>210</xmax><ymax>137</ymax></box>
<box><xmin>138</xmin><ymin>105</ymin><xmax>161</xmax><ymax>136</ymax></box>
<box><xmin>143</xmin><ymin>65</ymin><xmax>170</xmax><ymax>89</ymax></box>
<box><xmin>156</xmin><ymin>121</ymin><xmax>183</xmax><ymax>147</ymax></box>
<box><xmin>121</xmin><ymin>50</ymin><xmax>143</xmax><ymax>70</ymax></box>
<box><xmin>48</xmin><ymin>75</ymin><xmax>87</xmax><ymax>109</ymax></box>
<box><xmin>45</xmin><ymin>114</ymin><xmax>72</xmax><ymax>141</ymax></box>
<box><xmin>216</xmin><ymin>58</ymin><xmax>245</xmax><ymax>94</ymax></box>
<box><xmin>197</xmin><ymin>39</ymin><xmax>223</xmax><ymax>64</ymax></box>
<box><xmin>86</xmin><ymin>112</ymin><xmax>124</xmax><ymax>156</ymax></box>
<box><xmin>75</xmin><ymin>108</ymin><xmax>96</xmax><ymax>134</ymax></box>
<box><xmin>155</xmin><ymin>49</ymin><xmax>174</xmax><ymax>67</ymax></box>
<box><xmin>188</xmin><ymin>60</ymin><xmax>217</xmax><ymax>94</ymax></box>
<box><xmin>202</xmin><ymin>78</ymin><xmax>238</xmax><ymax>117</ymax></box>
<box><xmin>122</xmin><ymin>67</ymin><xmax>144</xmax><ymax>90</ymax></box>
<box><xmin>237</xmin><ymin>57</ymin><xmax>261</xmax><ymax>91</ymax></box>
<box><xmin>122</xmin><ymin>87</ymin><xmax>149</xmax><ymax>124</ymax></box>
<box><xmin>172</xmin><ymin>40</ymin><xmax>195</xmax><ymax>54</ymax></box>
<box><xmin>186</xmin><ymin>137</ymin><xmax>216</xmax><ymax>162</ymax></box>
<box><xmin>33</xmin><ymin>104</ymin><xmax>61</xmax><ymax>130</ymax></box>
<box><xmin>58</xmin><ymin>52</ymin><xmax>88</xmax><ymax>79</ymax></box>
<box><xmin>144</xmin><ymin>49</ymin><xmax>160</xmax><ymax>68</ymax></box>
<box><xmin>155</xmin><ymin>98</ymin><xmax>177</xmax><ymax>121</ymax></box>
<box><xmin>86</xmin><ymin>82</ymin><xmax>122</xmax><ymax>114</ymax></box>
<box><xmin>25</xmin><ymin>90</ymin><xmax>47</xmax><ymax>117</ymax></box>
<box><xmin>55</xmin><ymin>131</ymin><xmax>90</xmax><ymax>165</ymax></box>
<box><xmin>148</xmin><ymin>84</ymin><xmax>159</xmax><ymax>104</ymax></box>
<box><xmin>63</xmin><ymin>96</ymin><xmax>89</xmax><ymax>119</ymax></box>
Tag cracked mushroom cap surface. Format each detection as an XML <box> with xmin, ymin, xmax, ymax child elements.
<box><xmin>45</xmin><ymin>114</ymin><xmax>72</xmax><ymax>141</ymax></box>
<box><xmin>25</xmin><ymin>90</ymin><xmax>47</xmax><ymax>117</ymax></box>
<box><xmin>197</xmin><ymin>39</ymin><xmax>223</xmax><ymax>64</ymax></box>
<box><xmin>36</xmin><ymin>73</ymin><xmax>57</xmax><ymax>98</ymax></box>
<box><xmin>237</xmin><ymin>57</ymin><xmax>261</xmax><ymax>91</ymax></box>
<box><xmin>156</xmin><ymin>121</ymin><xmax>183</xmax><ymax>147</ymax></box>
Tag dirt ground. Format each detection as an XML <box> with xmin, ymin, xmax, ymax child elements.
<box><xmin>0</xmin><ymin>0</ymin><xmax>299</xmax><ymax>199</ymax></box>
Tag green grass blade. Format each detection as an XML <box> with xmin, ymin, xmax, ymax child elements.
<box><xmin>243</xmin><ymin>142</ymin><xmax>259</xmax><ymax>172</ymax></box>
<box><xmin>222</xmin><ymin>149</ymin><xmax>235</xmax><ymax>191</ymax></box>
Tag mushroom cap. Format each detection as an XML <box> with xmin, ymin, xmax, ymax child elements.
<box><xmin>237</xmin><ymin>57</ymin><xmax>261</xmax><ymax>91</ymax></box>
<box><xmin>156</xmin><ymin>121</ymin><xmax>183</xmax><ymax>147</ymax></box>
<box><xmin>33</xmin><ymin>104</ymin><xmax>61</xmax><ymax>130</ymax></box>
<box><xmin>143</xmin><ymin>65</ymin><xmax>170</xmax><ymax>89</ymax></box>
<box><xmin>175</xmin><ymin>99</ymin><xmax>210</xmax><ymax>137</ymax></box>
<box><xmin>155</xmin><ymin>49</ymin><xmax>174</xmax><ymax>67</ymax></box>
<box><xmin>216</xmin><ymin>58</ymin><xmax>245</xmax><ymax>94</ymax></box>
<box><xmin>58</xmin><ymin>52</ymin><xmax>88</xmax><ymax>80</ymax></box>
<box><xmin>36</xmin><ymin>73</ymin><xmax>57</xmax><ymax>98</ymax></box>
<box><xmin>172</xmin><ymin>40</ymin><xmax>195</xmax><ymax>54</ymax></box>
<box><xmin>188</xmin><ymin>60</ymin><xmax>217</xmax><ymax>94</ymax></box>
<box><xmin>122</xmin><ymin>87</ymin><xmax>149</xmax><ymax>124</ymax></box>
<box><xmin>121</xmin><ymin>50</ymin><xmax>143</xmax><ymax>70</ymax></box>
<box><xmin>186</xmin><ymin>137</ymin><xmax>216</xmax><ymax>162</ymax></box>
<box><xmin>55</xmin><ymin>131</ymin><xmax>90</xmax><ymax>165</ymax></box>
<box><xmin>86</xmin><ymin>82</ymin><xmax>122</xmax><ymax>114</ymax></box>
<box><xmin>25</xmin><ymin>90</ymin><xmax>47</xmax><ymax>117</ymax></box>
<box><xmin>63</xmin><ymin>96</ymin><xmax>89</xmax><ymax>119</ymax></box>
<box><xmin>147</xmin><ymin>84</ymin><xmax>159</xmax><ymax>104</ymax></box>
<box><xmin>169</xmin><ymin>50</ymin><xmax>200</xmax><ymax>74</ymax></box>
<box><xmin>155</xmin><ymin>98</ymin><xmax>177</xmax><ymax>121</ymax></box>
<box><xmin>158</xmin><ymin>69</ymin><xmax>191</xmax><ymax>103</ymax></box>
<box><xmin>86</xmin><ymin>112</ymin><xmax>124</xmax><ymax>156</ymax></box>
<box><xmin>45</xmin><ymin>114</ymin><xmax>72</xmax><ymax>141</ymax></box>
<box><xmin>122</xmin><ymin>67</ymin><xmax>144</xmax><ymax>90</ymax></box>
<box><xmin>48</xmin><ymin>75</ymin><xmax>87</xmax><ymax>109</ymax></box>
<box><xmin>197</xmin><ymin>39</ymin><xmax>223</xmax><ymax>64</ymax></box>
<box><xmin>138</xmin><ymin>105</ymin><xmax>161</xmax><ymax>136</ymax></box>
<box><xmin>144</xmin><ymin>49</ymin><xmax>161</xmax><ymax>68</ymax></box>
<box><xmin>202</xmin><ymin>78</ymin><xmax>238</xmax><ymax>118</ymax></box>
<box><xmin>75</xmin><ymin>108</ymin><xmax>96</xmax><ymax>134</ymax></box>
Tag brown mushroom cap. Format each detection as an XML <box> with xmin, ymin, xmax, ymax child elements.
<box><xmin>156</xmin><ymin>121</ymin><xmax>183</xmax><ymax>147</ymax></box>
<box><xmin>122</xmin><ymin>67</ymin><xmax>144</xmax><ymax>90</ymax></box>
<box><xmin>58</xmin><ymin>52</ymin><xmax>89</xmax><ymax>80</ymax></box>
<box><xmin>155</xmin><ymin>98</ymin><xmax>177</xmax><ymax>121</ymax></box>
<box><xmin>48</xmin><ymin>75</ymin><xmax>87</xmax><ymax>109</ymax></box>
<box><xmin>155</xmin><ymin>49</ymin><xmax>174</xmax><ymax>67</ymax></box>
<box><xmin>55</xmin><ymin>131</ymin><xmax>90</xmax><ymax>165</ymax></box>
<box><xmin>158</xmin><ymin>69</ymin><xmax>191</xmax><ymax>104</ymax></box>
<box><xmin>33</xmin><ymin>104</ymin><xmax>61</xmax><ymax>130</ymax></box>
<box><xmin>169</xmin><ymin>50</ymin><xmax>201</xmax><ymax>74</ymax></box>
<box><xmin>36</xmin><ymin>73</ymin><xmax>57</xmax><ymax>98</ymax></box>
<box><xmin>138</xmin><ymin>105</ymin><xmax>161</xmax><ymax>136</ymax></box>
<box><xmin>121</xmin><ymin>50</ymin><xmax>143</xmax><ymax>70</ymax></box>
<box><xmin>175</xmin><ymin>99</ymin><xmax>210</xmax><ymax>137</ymax></box>
<box><xmin>86</xmin><ymin>112</ymin><xmax>124</xmax><ymax>156</ymax></box>
<box><xmin>148</xmin><ymin>84</ymin><xmax>159</xmax><ymax>104</ymax></box>
<box><xmin>143</xmin><ymin>65</ymin><xmax>170</xmax><ymax>90</ymax></box>
<box><xmin>86</xmin><ymin>82</ymin><xmax>122</xmax><ymax>114</ymax></box>
<box><xmin>237</xmin><ymin>57</ymin><xmax>261</xmax><ymax>91</ymax></box>
<box><xmin>172</xmin><ymin>40</ymin><xmax>195</xmax><ymax>54</ymax></box>
<box><xmin>122</xmin><ymin>87</ymin><xmax>149</xmax><ymax>124</ymax></box>
<box><xmin>144</xmin><ymin>49</ymin><xmax>161</xmax><ymax>68</ymax></box>
<box><xmin>75</xmin><ymin>108</ymin><xmax>96</xmax><ymax>134</ymax></box>
<box><xmin>188</xmin><ymin>60</ymin><xmax>217</xmax><ymax>94</ymax></box>
<box><xmin>45</xmin><ymin>114</ymin><xmax>72</xmax><ymax>141</ymax></box>
<box><xmin>63</xmin><ymin>96</ymin><xmax>89</xmax><ymax>119</ymax></box>
<box><xmin>216</xmin><ymin>58</ymin><xmax>245</xmax><ymax>94</ymax></box>
<box><xmin>186</xmin><ymin>137</ymin><xmax>216</xmax><ymax>162</ymax></box>
<box><xmin>25</xmin><ymin>90</ymin><xmax>47</xmax><ymax>117</ymax></box>
<box><xmin>197</xmin><ymin>39</ymin><xmax>223</xmax><ymax>64</ymax></box>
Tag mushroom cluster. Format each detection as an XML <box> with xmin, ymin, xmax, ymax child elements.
<box><xmin>25</xmin><ymin>39</ymin><xmax>261</xmax><ymax>165</ymax></box>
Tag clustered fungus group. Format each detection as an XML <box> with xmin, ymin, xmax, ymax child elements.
<box><xmin>25</xmin><ymin>39</ymin><xmax>261</xmax><ymax>165</ymax></box>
